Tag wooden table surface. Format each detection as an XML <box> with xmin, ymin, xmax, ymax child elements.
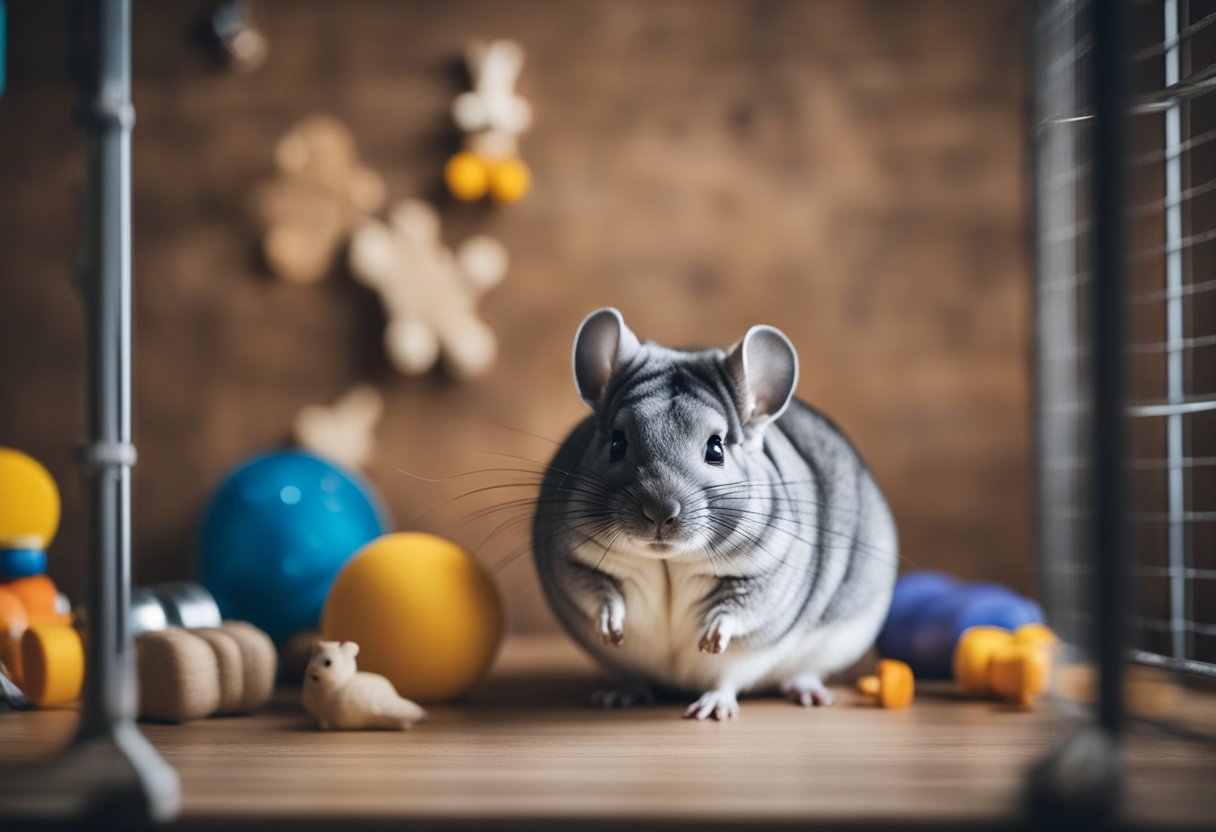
<box><xmin>2</xmin><ymin>635</ymin><xmax>1214</xmax><ymax>829</ymax></box>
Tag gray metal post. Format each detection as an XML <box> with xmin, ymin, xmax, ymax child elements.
<box><xmin>0</xmin><ymin>0</ymin><xmax>179</xmax><ymax>820</ymax></box>
<box><xmin>72</xmin><ymin>0</ymin><xmax>180</xmax><ymax>817</ymax></box>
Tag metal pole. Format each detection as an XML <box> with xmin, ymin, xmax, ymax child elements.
<box><xmin>72</xmin><ymin>0</ymin><xmax>179</xmax><ymax>817</ymax></box>
<box><xmin>1090</xmin><ymin>0</ymin><xmax>1129</xmax><ymax>745</ymax></box>
<box><xmin>1027</xmin><ymin>0</ymin><xmax>1127</xmax><ymax>819</ymax></box>
<box><xmin>0</xmin><ymin>2</ymin><xmax>177</xmax><ymax>818</ymax></box>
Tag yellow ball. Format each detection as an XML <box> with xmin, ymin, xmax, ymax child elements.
<box><xmin>444</xmin><ymin>152</ymin><xmax>491</xmax><ymax>202</ymax></box>
<box><xmin>489</xmin><ymin>157</ymin><xmax>531</xmax><ymax>204</ymax></box>
<box><xmin>321</xmin><ymin>532</ymin><xmax>504</xmax><ymax>702</ymax></box>
<box><xmin>0</xmin><ymin>448</ymin><xmax>60</xmax><ymax>549</ymax></box>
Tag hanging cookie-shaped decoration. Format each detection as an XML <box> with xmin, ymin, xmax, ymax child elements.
<box><xmin>444</xmin><ymin>39</ymin><xmax>533</xmax><ymax>205</ymax></box>
<box><xmin>349</xmin><ymin>199</ymin><xmax>508</xmax><ymax>380</ymax></box>
<box><xmin>253</xmin><ymin>115</ymin><xmax>386</xmax><ymax>283</ymax></box>
<box><xmin>293</xmin><ymin>384</ymin><xmax>384</xmax><ymax>471</ymax></box>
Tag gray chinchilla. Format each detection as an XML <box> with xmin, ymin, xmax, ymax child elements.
<box><xmin>532</xmin><ymin>308</ymin><xmax>898</xmax><ymax>720</ymax></box>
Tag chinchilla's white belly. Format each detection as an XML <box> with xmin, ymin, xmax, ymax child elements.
<box><xmin>570</xmin><ymin>539</ymin><xmax>890</xmax><ymax>696</ymax></box>
<box><xmin>572</xmin><ymin>543</ymin><xmax>792</xmax><ymax>694</ymax></box>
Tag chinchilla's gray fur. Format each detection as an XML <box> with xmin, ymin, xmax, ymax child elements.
<box><xmin>532</xmin><ymin>308</ymin><xmax>898</xmax><ymax>720</ymax></box>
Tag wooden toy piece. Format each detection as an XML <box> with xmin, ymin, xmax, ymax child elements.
<box><xmin>445</xmin><ymin>39</ymin><xmax>532</xmax><ymax>204</ymax></box>
<box><xmin>857</xmin><ymin>659</ymin><xmax>915</xmax><ymax>709</ymax></box>
<box><xmin>293</xmin><ymin>384</ymin><xmax>384</xmax><ymax>471</ymax></box>
<box><xmin>252</xmin><ymin>115</ymin><xmax>387</xmax><ymax>283</ymax></box>
<box><xmin>953</xmin><ymin>623</ymin><xmax>1059</xmax><ymax>709</ymax></box>
<box><xmin>136</xmin><ymin>621</ymin><xmax>277</xmax><ymax>723</ymax></box>
<box><xmin>20</xmin><ymin>622</ymin><xmax>85</xmax><ymax>708</ymax></box>
<box><xmin>302</xmin><ymin>640</ymin><xmax>427</xmax><ymax>730</ymax></box>
<box><xmin>349</xmin><ymin>199</ymin><xmax>508</xmax><ymax>380</ymax></box>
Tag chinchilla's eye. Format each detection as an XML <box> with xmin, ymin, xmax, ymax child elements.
<box><xmin>323</xmin><ymin>658</ymin><xmax>332</xmax><ymax>667</ymax></box>
<box><xmin>705</xmin><ymin>435</ymin><xmax>725</xmax><ymax>466</ymax></box>
<box><xmin>609</xmin><ymin>429</ymin><xmax>627</xmax><ymax>462</ymax></box>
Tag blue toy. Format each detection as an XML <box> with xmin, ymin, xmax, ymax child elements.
<box><xmin>0</xmin><ymin>547</ymin><xmax>47</xmax><ymax>581</ymax></box>
<box><xmin>877</xmin><ymin>571</ymin><xmax>1045</xmax><ymax>678</ymax></box>
<box><xmin>199</xmin><ymin>450</ymin><xmax>389</xmax><ymax>644</ymax></box>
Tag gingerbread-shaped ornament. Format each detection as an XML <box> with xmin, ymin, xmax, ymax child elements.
<box><xmin>349</xmin><ymin>199</ymin><xmax>508</xmax><ymax>380</ymax></box>
<box><xmin>254</xmin><ymin>115</ymin><xmax>386</xmax><ymax>283</ymax></box>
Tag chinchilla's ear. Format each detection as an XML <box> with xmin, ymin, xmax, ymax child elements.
<box><xmin>572</xmin><ymin>308</ymin><xmax>640</xmax><ymax>407</ymax></box>
<box><xmin>340</xmin><ymin>641</ymin><xmax>360</xmax><ymax>658</ymax></box>
<box><xmin>726</xmin><ymin>325</ymin><xmax>799</xmax><ymax>431</ymax></box>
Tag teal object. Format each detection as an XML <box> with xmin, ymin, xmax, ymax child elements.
<box><xmin>0</xmin><ymin>547</ymin><xmax>46</xmax><ymax>580</ymax></box>
<box><xmin>199</xmin><ymin>450</ymin><xmax>389</xmax><ymax>644</ymax></box>
<box><xmin>0</xmin><ymin>2</ymin><xmax>6</xmax><ymax>98</ymax></box>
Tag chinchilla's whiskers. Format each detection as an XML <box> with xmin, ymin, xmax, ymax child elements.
<box><xmin>681</xmin><ymin>480</ymin><xmax>872</xmax><ymax>521</ymax></box>
<box><xmin>702</xmin><ymin>506</ymin><xmax>909</xmax><ymax>571</ymax></box>
<box><xmin>478</xmin><ymin>419</ymin><xmax>562</xmax><ymax>448</ymax></box>
<box><xmin>592</xmin><ymin>527</ymin><xmax>627</xmax><ymax>574</ymax></box>
<box><xmin>689</xmin><ymin>501</ymin><xmax>901</xmax><ymax>571</ymax></box>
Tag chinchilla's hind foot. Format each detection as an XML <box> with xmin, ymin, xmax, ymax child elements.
<box><xmin>590</xmin><ymin>680</ymin><xmax>654</xmax><ymax>709</ymax></box>
<box><xmin>780</xmin><ymin>673</ymin><xmax>836</xmax><ymax>707</ymax></box>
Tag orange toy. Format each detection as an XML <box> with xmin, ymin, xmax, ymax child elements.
<box><xmin>857</xmin><ymin>659</ymin><xmax>915</xmax><ymax>709</ymax></box>
<box><xmin>5</xmin><ymin>575</ymin><xmax>60</xmax><ymax>620</ymax></box>
<box><xmin>953</xmin><ymin>623</ymin><xmax>1058</xmax><ymax>708</ymax></box>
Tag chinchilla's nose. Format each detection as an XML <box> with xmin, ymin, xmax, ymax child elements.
<box><xmin>641</xmin><ymin>496</ymin><xmax>682</xmax><ymax>532</ymax></box>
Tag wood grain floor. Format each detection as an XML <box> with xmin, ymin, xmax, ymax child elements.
<box><xmin>1</xmin><ymin>635</ymin><xmax>1214</xmax><ymax>829</ymax></box>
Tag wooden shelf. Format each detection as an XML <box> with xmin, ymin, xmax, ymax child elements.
<box><xmin>2</xmin><ymin>635</ymin><xmax>1214</xmax><ymax>828</ymax></box>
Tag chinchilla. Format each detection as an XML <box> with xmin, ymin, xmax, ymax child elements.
<box><xmin>532</xmin><ymin>308</ymin><xmax>898</xmax><ymax>720</ymax></box>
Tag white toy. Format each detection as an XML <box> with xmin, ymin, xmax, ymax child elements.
<box><xmin>349</xmin><ymin>199</ymin><xmax>508</xmax><ymax>380</ymax></box>
<box><xmin>293</xmin><ymin>384</ymin><xmax>383</xmax><ymax>471</ymax></box>
<box><xmin>302</xmin><ymin>640</ymin><xmax>427</xmax><ymax>731</ymax></box>
<box><xmin>444</xmin><ymin>39</ymin><xmax>532</xmax><ymax>204</ymax></box>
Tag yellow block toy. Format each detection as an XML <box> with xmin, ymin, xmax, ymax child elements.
<box><xmin>953</xmin><ymin>623</ymin><xmax>1058</xmax><ymax>708</ymax></box>
<box><xmin>321</xmin><ymin>532</ymin><xmax>504</xmax><ymax>702</ymax></box>
<box><xmin>0</xmin><ymin>447</ymin><xmax>61</xmax><ymax>549</ymax></box>
<box><xmin>21</xmin><ymin>622</ymin><xmax>85</xmax><ymax>708</ymax></box>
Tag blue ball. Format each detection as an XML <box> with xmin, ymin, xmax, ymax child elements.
<box><xmin>199</xmin><ymin>451</ymin><xmax>389</xmax><ymax>644</ymax></box>
<box><xmin>0</xmin><ymin>547</ymin><xmax>48</xmax><ymax>580</ymax></box>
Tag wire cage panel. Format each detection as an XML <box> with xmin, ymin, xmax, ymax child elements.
<box><xmin>1035</xmin><ymin>0</ymin><xmax>1216</xmax><ymax>736</ymax></box>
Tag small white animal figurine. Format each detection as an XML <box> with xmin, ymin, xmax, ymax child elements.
<box><xmin>348</xmin><ymin>199</ymin><xmax>508</xmax><ymax>380</ymax></box>
<box><xmin>302</xmin><ymin>640</ymin><xmax>427</xmax><ymax>731</ymax></box>
<box><xmin>293</xmin><ymin>384</ymin><xmax>384</xmax><ymax>470</ymax></box>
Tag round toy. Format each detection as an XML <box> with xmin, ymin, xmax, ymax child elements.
<box><xmin>200</xmin><ymin>451</ymin><xmax>389</xmax><ymax>644</ymax></box>
<box><xmin>488</xmin><ymin>158</ymin><xmax>530</xmax><ymax>204</ymax></box>
<box><xmin>444</xmin><ymin>152</ymin><xmax>491</xmax><ymax>201</ymax></box>
<box><xmin>0</xmin><ymin>448</ymin><xmax>60</xmax><ymax>548</ymax></box>
<box><xmin>5</xmin><ymin>575</ymin><xmax>60</xmax><ymax>621</ymax></box>
<box><xmin>321</xmin><ymin>532</ymin><xmax>504</xmax><ymax>702</ymax></box>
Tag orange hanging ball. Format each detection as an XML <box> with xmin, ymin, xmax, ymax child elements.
<box><xmin>321</xmin><ymin>532</ymin><xmax>504</xmax><ymax>702</ymax></box>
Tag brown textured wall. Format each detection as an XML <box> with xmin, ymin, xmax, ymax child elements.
<box><xmin>0</xmin><ymin>0</ymin><xmax>1030</xmax><ymax>632</ymax></box>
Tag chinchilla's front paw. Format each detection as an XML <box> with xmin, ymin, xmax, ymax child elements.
<box><xmin>597</xmin><ymin>598</ymin><xmax>625</xmax><ymax>646</ymax></box>
<box><xmin>698</xmin><ymin>615</ymin><xmax>734</xmax><ymax>654</ymax></box>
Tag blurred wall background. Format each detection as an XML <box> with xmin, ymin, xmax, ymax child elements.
<box><xmin>0</xmin><ymin>0</ymin><xmax>1029</xmax><ymax>632</ymax></box>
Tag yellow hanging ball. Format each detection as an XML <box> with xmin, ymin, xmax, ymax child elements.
<box><xmin>0</xmin><ymin>448</ymin><xmax>61</xmax><ymax>549</ymax></box>
<box><xmin>444</xmin><ymin>152</ymin><xmax>491</xmax><ymax>202</ymax></box>
<box><xmin>489</xmin><ymin>157</ymin><xmax>531</xmax><ymax>204</ymax></box>
<box><xmin>321</xmin><ymin>532</ymin><xmax>504</xmax><ymax>702</ymax></box>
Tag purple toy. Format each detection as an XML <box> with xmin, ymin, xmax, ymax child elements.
<box><xmin>877</xmin><ymin>571</ymin><xmax>1045</xmax><ymax>678</ymax></box>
